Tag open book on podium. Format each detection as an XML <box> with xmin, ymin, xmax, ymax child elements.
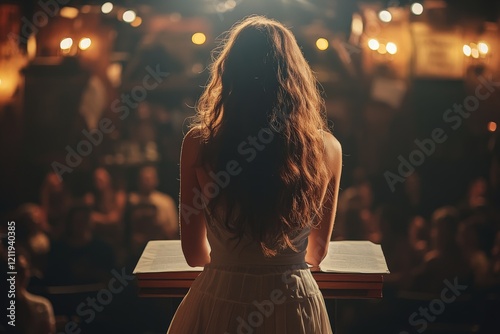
<box><xmin>133</xmin><ymin>240</ymin><xmax>389</xmax><ymax>299</ymax></box>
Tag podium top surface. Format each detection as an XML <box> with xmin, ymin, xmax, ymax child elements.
<box><xmin>133</xmin><ymin>240</ymin><xmax>390</xmax><ymax>276</ymax></box>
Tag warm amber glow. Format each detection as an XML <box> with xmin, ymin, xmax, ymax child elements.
<box><xmin>488</xmin><ymin>122</ymin><xmax>497</xmax><ymax>132</ymax></box>
<box><xmin>79</xmin><ymin>38</ymin><xmax>92</xmax><ymax>50</ymax></box>
<box><xmin>471</xmin><ymin>48</ymin><xmax>479</xmax><ymax>59</ymax></box>
<box><xmin>378</xmin><ymin>44</ymin><xmax>387</xmax><ymax>55</ymax></box>
<box><xmin>60</xmin><ymin>7</ymin><xmax>79</xmax><ymax>19</ymax></box>
<box><xmin>378</xmin><ymin>10</ymin><xmax>392</xmax><ymax>23</ymax></box>
<box><xmin>192</xmin><ymin>33</ymin><xmax>206</xmax><ymax>45</ymax></box>
<box><xmin>101</xmin><ymin>2</ymin><xmax>113</xmax><ymax>14</ymax></box>
<box><xmin>123</xmin><ymin>10</ymin><xmax>136</xmax><ymax>23</ymax></box>
<box><xmin>351</xmin><ymin>14</ymin><xmax>363</xmax><ymax>36</ymax></box>
<box><xmin>27</xmin><ymin>35</ymin><xmax>36</xmax><ymax>60</ymax></box>
<box><xmin>131</xmin><ymin>17</ymin><xmax>142</xmax><ymax>27</ymax></box>
<box><xmin>386</xmin><ymin>42</ymin><xmax>397</xmax><ymax>55</ymax></box>
<box><xmin>316</xmin><ymin>38</ymin><xmax>329</xmax><ymax>51</ymax></box>
<box><xmin>368</xmin><ymin>39</ymin><xmax>380</xmax><ymax>51</ymax></box>
<box><xmin>225</xmin><ymin>0</ymin><xmax>236</xmax><ymax>9</ymax></box>
<box><xmin>60</xmin><ymin>38</ymin><xmax>73</xmax><ymax>50</ymax></box>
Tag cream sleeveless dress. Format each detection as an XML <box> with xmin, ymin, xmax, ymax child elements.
<box><xmin>166</xmin><ymin>218</ymin><xmax>333</xmax><ymax>334</ymax></box>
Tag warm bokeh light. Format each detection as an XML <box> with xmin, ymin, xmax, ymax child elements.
<box><xmin>79</xmin><ymin>38</ymin><xmax>92</xmax><ymax>50</ymax></box>
<box><xmin>378</xmin><ymin>10</ymin><xmax>392</xmax><ymax>23</ymax></box>
<box><xmin>368</xmin><ymin>39</ymin><xmax>380</xmax><ymax>51</ymax></box>
<box><xmin>60</xmin><ymin>38</ymin><xmax>73</xmax><ymax>51</ymax></box>
<box><xmin>478</xmin><ymin>42</ymin><xmax>489</xmax><ymax>55</ymax></box>
<box><xmin>411</xmin><ymin>3</ymin><xmax>424</xmax><ymax>15</ymax></box>
<box><xmin>225</xmin><ymin>0</ymin><xmax>236</xmax><ymax>10</ymax></box>
<box><xmin>27</xmin><ymin>35</ymin><xmax>37</xmax><ymax>60</ymax></box>
<box><xmin>316</xmin><ymin>38</ymin><xmax>329</xmax><ymax>51</ymax></box>
<box><xmin>123</xmin><ymin>10</ymin><xmax>136</xmax><ymax>23</ymax></box>
<box><xmin>351</xmin><ymin>14</ymin><xmax>363</xmax><ymax>36</ymax></box>
<box><xmin>378</xmin><ymin>44</ymin><xmax>387</xmax><ymax>55</ymax></box>
<box><xmin>191</xmin><ymin>33</ymin><xmax>206</xmax><ymax>45</ymax></box>
<box><xmin>101</xmin><ymin>2</ymin><xmax>113</xmax><ymax>14</ymax></box>
<box><xmin>131</xmin><ymin>17</ymin><xmax>142</xmax><ymax>27</ymax></box>
<box><xmin>488</xmin><ymin>122</ymin><xmax>497</xmax><ymax>132</ymax></box>
<box><xmin>386</xmin><ymin>42</ymin><xmax>397</xmax><ymax>55</ymax></box>
<box><xmin>471</xmin><ymin>48</ymin><xmax>479</xmax><ymax>59</ymax></box>
<box><xmin>463</xmin><ymin>44</ymin><xmax>472</xmax><ymax>57</ymax></box>
<box><xmin>60</xmin><ymin>7</ymin><xmax>79</xmax><ymax>19</ymax></box>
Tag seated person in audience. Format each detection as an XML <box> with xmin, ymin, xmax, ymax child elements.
<box><xmin>84</xmin><ymin>167</ymin><xmax>126</xmax><ymax>259</ymax></box>
<box><xmin>84</xmin><ymin>167</ymin><xmax>126</xmax><ymax>225</ymax></box>
<box><xmin>492</xmin><ymin>230</ymin><xmax>500</xmax><ymax>282</ymax></box>
<box><xmin>410</xmin><ymin>206</ymin><xmax>472</xmax><ymax>293</ymax></box>
<box><xmin>40</xmin><ymin>171</ymin><xmax>71</xmax><ymax>239</ymax></box>
<box><xmin>128</xmin><ymin>166</ymin><xmax>179</xmax><ymax>239</ymax></box>
<box><xmin>125</xmin><ymin>202</ymin><xmax>160</xmax><ymax>261</ymax></box>
<box><xmin>457</xmin><ymin>213</ymin><xmax>498</xmax><ymax>290</ymax></box>
<box><xmin>16</xmin><ymin>203</ymin><xmax>51</xmax><ymax>281</ymax></box>
<box><xmin>16</xmin><ymin>253</ymin><xmax>56</xmax><ymax>334</ymax></box>
<box><xmin>45</xmin><ymin>206</ymin><xmax>115</xmax><ymax>285</ymax></box>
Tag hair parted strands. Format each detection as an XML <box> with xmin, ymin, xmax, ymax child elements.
<box><xmin>191</xmin><ymin>15</ymin><xmax>331</xmax><ymax>257</ymax></box>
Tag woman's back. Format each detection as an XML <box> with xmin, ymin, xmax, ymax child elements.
<box><xmin>167</xmin><ymin>16</ymin><xmax>342</xmax><ymax>334</ymax></box>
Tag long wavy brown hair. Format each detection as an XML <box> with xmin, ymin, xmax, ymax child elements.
<box><xmin>192</xmin><ymin>16</ymin><xmax>330</xmax><ymax>256</ymax></box>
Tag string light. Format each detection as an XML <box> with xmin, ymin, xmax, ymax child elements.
<box><xmin>477</xmin><ymin>42</ymin><xmax>489</xmax><ymax>55</ymax></box>
<box><xmin>378</xmin><ymin>10</ymin><xmax>392</xmax><ymax>23</ymax></box>
<box><xmin>463</xmin><ymin>45</ymin><xmax>472</xmax><ymax>57</ymax></box>
<box><xmin>60</xmin><ymin>38</ymin><xmax>73</xmax><ymax>51</ymax></box>
<box><xmin>386</xmin><ymin>42</ymin><xmax>397</xmax><ymax>55</ymax></box>
<box><xmin>60</xmin><ymin>7</ymin><xmax>79</xmax><ymax>19</ymax></box>
<box><xmin>79</xmin><ymin>38</ymin><xmax>91</xmax><ymax>50</ymax></box>
<box><xmin>101</xmin><ymin>2</ymin><xmax>113</xmax><ymax>14</ymax></box>
<box><xmin>488</xmin><ymin>122</ymin><xmax>497</xmax><ymax>132</ymax></box>
<box><xmin>123</xmin><ymin>10</ymin><xmax>136</xmax><ymax>23</ymax></box>
<box><xmin>192</xmin><ymin>33</ymin><xmax>206</xmax><ymax>45</ymax></box>
<box><xmin>368</xmin><ymin>39</ymin><xmax>380</xmax><ymax>51</ymax></box>
<box><xmin>316</xmin><ymin>38</ymin><xmax>329</xmax><ymax>51</ymax></box>
<box><xmin>411</xmin><ymin>3</ymin><xmax>424</xmax><ymax>15</ymax></box>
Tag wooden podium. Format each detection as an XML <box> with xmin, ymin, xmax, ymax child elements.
<box><xmin>134</xmin><ymin>240</ymin><xmax>389</xmax><ymax>300</ymax></box>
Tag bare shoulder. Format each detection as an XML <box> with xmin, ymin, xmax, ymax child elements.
<box><xmin>182</xmin><ymin>127</ymin><xmax>203</xmax><ymax>153</ymax></box>
<box><xmin>321</xmin><ymin>130</ymin><xmax>342</xmax><ymax>160</ymax></box>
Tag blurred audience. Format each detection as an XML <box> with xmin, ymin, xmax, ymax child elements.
<box><xmin>1</xmin><ymin>144</ymin><xmax>499</xmax><ymax>334</ymax></box>
<box><xmin>410</xmin><ymin>207</ymin><xmax>472</xmax><ymax>293</ymax></box>
<box><xmin>45</xmin><ymin>206</ymin><xmax>115</xmax><ymax>285</ymax></box>
<box><xmin>15</xmin><ymin>253</ymin><xmax>56</xmax><ymax>334</ymax></box>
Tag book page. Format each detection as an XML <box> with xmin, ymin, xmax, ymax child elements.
<box><xmin>319</xmin><ymin>241</ymin><xmax>390</xmax><ymax>274</ymax></box>
<box><xmin>133</xmin><ymin>240</ymin><xmax>203</xmax><ymax>274</ymax></box>
<box><xmin>134</xmin><ymin>240</ymin><xmax>389</xmax><ymax>274</ymax></box>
